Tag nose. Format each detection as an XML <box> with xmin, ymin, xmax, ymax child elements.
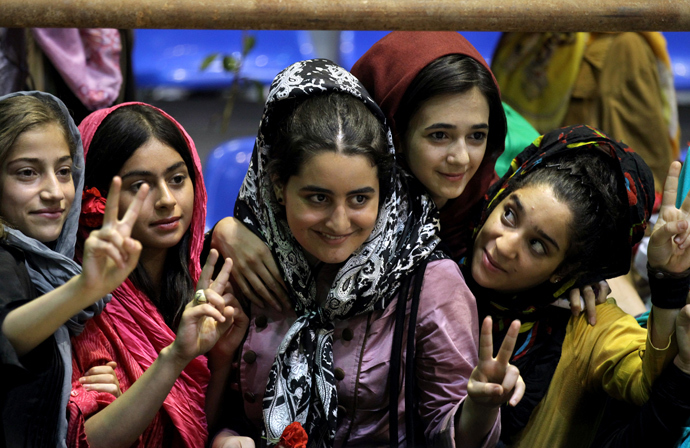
<box><xmin>495</xmin><ymin>231</ymin><xmax>519</xmax><ymax>261</ymax></box>
<box><xmin>446</xmin><ymin>141</ymin><xmax>470</xmax><ymax>166</ymax></box>
<box><xmin>155</xmin><ymin>182</ymin><xmax>177</xmax><ymax>209</ymax></box>
<box><xmin>39</xmin><ymin>172</ymin><xmax>65</xmax><ymax>203</ymax></box>
<box><xmin>324</xmin><ymin>203</ymin><xmax>350</xmax><ymax>234</ymax></box>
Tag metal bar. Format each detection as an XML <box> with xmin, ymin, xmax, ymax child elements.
<box><xmin>1</xmin><ymin>0</ymin><xmax>689</xmax><ymax>31</ymax></box>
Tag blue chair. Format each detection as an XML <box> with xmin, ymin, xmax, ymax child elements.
<box><xmin>663</xmin><ymin>32</ymin><xmax>690</xmax><ymax>98</ymax></box>
<box><xmin>133</xmin><ymin>30</ymin><xmax>317</xmax><ymax>90</ymax></box>
<box><xmin>338</xmin><ymin>31</ymin><xmax>502</xmax><ymax>71</ymax></box>
<box><xmin>204</xmin><ymin>136</ymin><xmax>254</xmax><ymax>230</ymax></box>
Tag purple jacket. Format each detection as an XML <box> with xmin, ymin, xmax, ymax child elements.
<box><xmin>232</xmin><ymin>259</ymin><xmax>500</xmax><ymax>447</ymax></box>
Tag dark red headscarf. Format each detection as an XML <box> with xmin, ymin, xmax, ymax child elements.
<box><xmin>352</xmin><ymin>31</ymin><xmax>507</xmax><ymax>259</ymax></box>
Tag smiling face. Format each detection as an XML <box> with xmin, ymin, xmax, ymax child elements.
<box><xmin>403</xmin><ymin>87</ymin><xmax>490</xmax><ymax>209</ymax></box>
<box><xmin>0</xmin><ymin>123</ymin><xmax>75</xmax><ymax>242</ymax></box>
<box><xmin>117</xmin><ymin>138</ymin><xmax>194</xmax><ymax>256</ymax></box>
<box><xmin>471</xmin><ymin>184</ymin><xmax>573</xmax><ymax>294</ymax></box>
<box><xmin>280</xmin><ymin>151</ymin><xmax>380</xmax><ymax>265</ymax></box>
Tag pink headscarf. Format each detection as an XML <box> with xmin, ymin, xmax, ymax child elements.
<box><xmin>68</xmin><ymin>103</ymin><xmax>209</xmax><ymax>447</ymax></box>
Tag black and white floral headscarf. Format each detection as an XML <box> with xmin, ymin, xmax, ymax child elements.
<box><xmin>234</xmin><ymin>59</ymin><xmax>445</xmax><ymax>446</ymax></box>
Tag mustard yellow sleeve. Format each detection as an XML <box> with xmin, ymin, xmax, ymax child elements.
<box><xmin>572</xmin><ymin>300</ymin><xmax>676</xmax><ymax>406</ymax></box>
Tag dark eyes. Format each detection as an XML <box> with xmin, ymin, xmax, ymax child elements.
<box><xmin>428</xmin><ymin>131</ymin><xmax>448</xmax><ymax>141</ymax></box>
<box><xmin>16</xmin><ymin>168</ymin><xmax>37</xmax><ymax>179</ymax></box>
<box><xmin>309</xmin><ymin>194</ymin><xmax>328</xmax><ymax>204</ymax></box>
<box><xmin>170</xmin><ymin>174</ymin><xmax>187</xmax><ymax>185</ymax></box>
<box><xmin>353</xmin><ymin>195</ymin><xmax>367</xmax><ymax>204</ymax></box>
<box><xmin>307</xmin><ymin>194</ymin><xmax>370</xmax><ymax>206</ymax></box>
<box><xmin>502</xmin><ymin>207</ymin><xmax>515</xmax><ymax>225</ymax></box>
<box><xmin>501</xmin><ymin>206</ymin><xmax>547</xmax><ymax>256</ymax></box>
<box><xmin>130</xmin><ymin>181</ymin><xmax>148</xmax><ymax>192</ymax></box>
<box><xmin>470</xmin><ymin>131</ymin><xmax>487</xmax><ymax>142</ymax></box>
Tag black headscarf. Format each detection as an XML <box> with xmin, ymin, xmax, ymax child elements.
<box><xmin>463</xmin><ymin>124</ymin><xmax>655</xmax><ymax>440</ymax></box>
<box><xmin>234</xmin><ymin>59</ymin><xmax>445</xmax><ymax>446</ymax></box>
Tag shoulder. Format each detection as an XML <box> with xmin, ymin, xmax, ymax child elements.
<box><xmin>0</xmin><ymin>242</ymin><xmax>25</xmax><ymax>268</ymax></box>
<box><xmin>418</xmin><ymin>259</ymin><xmax>478</xmax><ymax>325</ymax></box>
<box><xmin>421</xmin><ymin>259</ymin><xmax>473</xmax><ymax>299</ymax></box>
<box><xmin>0</xmin><ymin>242</ymin><xmax>35</xmax><ymax>303</ymax></box>
<box><xmin>567</xmin><ymin>299</ymin><xmax>646</xmax><ymax>347</ymax></box>
<box><xmin>423</xmin><ymin>259</ymin><xmax>465</xmax><ymax>283</ymax></box>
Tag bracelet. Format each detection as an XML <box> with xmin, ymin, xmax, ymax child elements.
<box><xmin>647</xmin><ymin>263</ymin><xmax>690</xmax><ymax>280</ymax></box>
<box><xmin>648</xmin><ymin>264</ymin><xmax>690</xmax><ymax>309</ymax></box>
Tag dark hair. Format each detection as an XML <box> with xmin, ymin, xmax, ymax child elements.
<box><xmin>395</xmin><ymin>54</ymin><xmax>505</xmax><ymax>159</ymax></box>
<box><xmin>0</xmin><ymin>94</ymin><xmax>77</xmax><ymax>164</ymax></box>
<box><xmin>86</xmin><ymin>105</ymin><xmax>196</xmax><ymax>330</ymax></box>
<box><xmin>494</xmin><ymin>149</ymin><xmax>626</xmax><ymax>280</ymax></box>
<box><xmin>267</xmin><ymin>92</ymin><xmax>393</xmax><ymax>199</ymax></box>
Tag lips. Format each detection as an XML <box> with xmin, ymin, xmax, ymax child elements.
<box><xmin>439</xmin><ymin>172</ymin><xmax>465</xmax><ymax>182</ymax></box>
<box><xmin>483</xmin><ymin>249</ymin><xmax>506</xmax><ymax>273</ymax></box>
<box><xmin>312</xmin><ymin>230</ymin><xmax>354</xmax><ymax>245</ymax></box>
<box><xmin>150</xmin><ymin>216</ymin><xmax>181</xmax><ymax>230</ymax></box>
<box><xmin>31</xmin><ymin>208</ymin><xmax>65</xmax><ymax>219</ymax></box>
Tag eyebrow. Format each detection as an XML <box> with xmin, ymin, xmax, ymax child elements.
<box><xmin>7</xmin><ymin>155</ymin><xmax>73</xmax><ymax>165</ymax></box>
<box><xmin>299</xmin><ymin>185</ymin><xmax>377</xmax><ymax>195</ymax></box>
<box><xmin>423</xmin><ymin>123</ymin><xmax>489</xmax><ymax>131</ymax></box>
<box><xmin>121</xmin><ymin>161</ymin><xmax>187</xmax><ymax>180</ymax></box>
<box><xmin>510</xmin><ymin>194</ymin><xmax>561</xmax><ymax>251</ymax></box>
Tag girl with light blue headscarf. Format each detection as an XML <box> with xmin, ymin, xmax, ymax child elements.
<box><xmin>0</xmin><ymin>91</ymin><xmax>147</xmax><ymax>446</ymax></box>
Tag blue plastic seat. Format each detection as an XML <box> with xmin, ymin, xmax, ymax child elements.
<box><xmin>338</xmin><ymin>31</ymin><xmax>502</xmax><ymax>71</ymax></box>
<box><xmin>663</xmin><ymin>32</ymin><xmax>690</xmax><ymax>93</ymax></box>
<box><xmin>133</xmin><ymin>30</ymin><xmax>317</xmax><ymax>90</ymax></box>
<box><xmin>204</xmin><ymin>136</ymin><xmax>255</xmax><ymax>229</ymax></box>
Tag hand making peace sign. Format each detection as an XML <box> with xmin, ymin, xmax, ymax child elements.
<box><xmin>171</xmin><ymin>249</ymin><xmax>241</xmax><ymax>363</ymax></box>
<box><xmin>467</xmin><ymin>316</ymin><xmax>525</xmax><ymax>408</ymax></box>
<box><xmin>648</xmin><ymin>161</ymin><xmax>690</xmax><ymax>274</ymax></box>
<box><xmin>80</xmin><ymin>177</ymin><xmax>149</xmax><ymax>298</ymax></box>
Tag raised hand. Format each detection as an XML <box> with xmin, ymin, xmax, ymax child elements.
<box><xmin>170</xmin><ymin>250</ymin><xmax>237</xmax><ymax>363</ymax></box>
<box><xmin>80</xmin><ymin>177</ymin><xmax>149</xmax><ymax>296</ymax></box>
<box><xmin>467</xmin><ymin>316</ymin><xmax>525</xmax><ymax>408</ymax></box>
<box><xmin>78</xmin><ymin>361</ymin><xmax>122</xmax><ymax>398</ymax></box>
<box><xmin>648</xmin><ymin>162</ymin><xmax>690</xmax><ymax>273</ymax></box>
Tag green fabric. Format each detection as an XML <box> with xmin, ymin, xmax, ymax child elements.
<box><xmin>495</xmin><ymin>102</ymin><xmax>540</xmax><ymax>177</ymax></box>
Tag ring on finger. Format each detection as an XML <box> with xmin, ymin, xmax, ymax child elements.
<box><xmin>193</xmin><ymin>289</ymin><xmax>208</xmax><ymax>306</ymax></box>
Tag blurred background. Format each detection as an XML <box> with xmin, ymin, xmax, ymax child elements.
<box><xmin>121</xmin><ymin>30</ymin><xmax>690</xmax><ymax>226</ymax></box>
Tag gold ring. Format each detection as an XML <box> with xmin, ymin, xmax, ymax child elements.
<box><xmin>193</xmin><ymin>289</ymin><xmax>207</xmax><ymax>306</ymax></box>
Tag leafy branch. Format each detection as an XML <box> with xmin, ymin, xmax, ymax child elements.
<box><xmin>200</xmin><ymin>31</ymin><xmax>263</xmax><ymax>132</ymax></box>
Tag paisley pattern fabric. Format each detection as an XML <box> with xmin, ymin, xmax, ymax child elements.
<box><xmin>234</xmin><ymin>58</ymin><xmax>444</xmax><ymax>446</ymax></box>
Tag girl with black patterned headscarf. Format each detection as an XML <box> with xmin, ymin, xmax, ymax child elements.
<box><xmin>209</xmin><ymin>59</ymin><xmax>523</xmax><ymax>448</ymax></box>
<box><xmin>463</xmin><ymin>124</ymin><xmax>690</xmax><ymax>447</ymax></box>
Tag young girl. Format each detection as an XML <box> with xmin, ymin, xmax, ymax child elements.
<box><xmin>0</xmin><ymin>91</ymin><xmax>145</xmax><ymax>445</ymax></box>
<box><xmin>464</xmin><ymin>125</ymin><xmax>686</xmax><ymax>447</ymax></box>
<box><xmin>352</xmin><ymin>31</ymin><xmax>506</xmax><ymax>259</ymax></box>
<box><xmin>211</xmin><ymin>59</ymin><xmax>520</xmax><ymax>448</ymax></box>
<box><xmin>68</xmin><ymin>103</ymin><xmax>244</xmax><ymax>447</ymax></box>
